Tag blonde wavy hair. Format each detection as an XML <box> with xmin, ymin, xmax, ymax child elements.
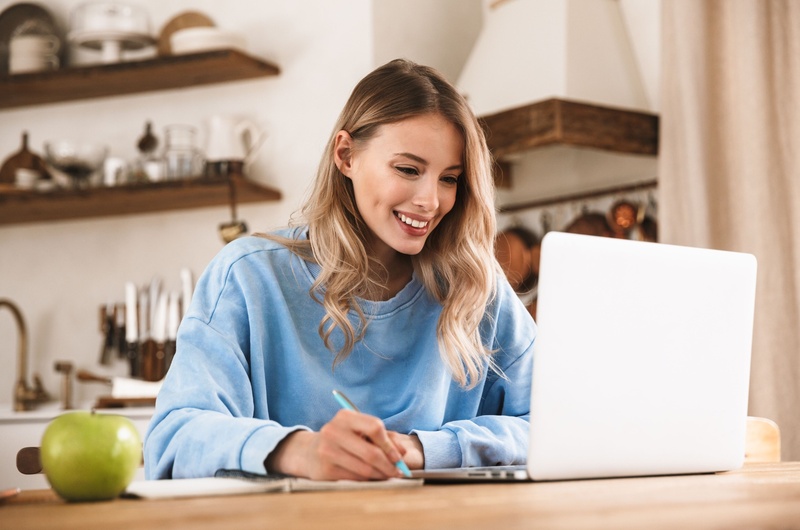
<box><xmin>265</xmin><ymin>59</ymin><xmax>498</xmax><ymax>388</ymax></box>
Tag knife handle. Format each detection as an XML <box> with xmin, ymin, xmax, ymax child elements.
<box><xmin>76</xmin><ymin>369</ymin><xmax>112</xmax><ymax>385</ymax></box>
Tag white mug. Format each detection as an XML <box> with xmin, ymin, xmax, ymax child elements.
<box><xmin>103</xmin><ymin>157</ymin><xmax>129</xmax><ymax>186</ymax></box>
<box><xmin>15</xmin><ymin>168</ymin><xmax>41</xmax><ymax>189</ymax></box>
<box><xmin>9</xmin><ymin>34</ymin><xmax>60</xmax><ymax>56</ymax></box>
<box><xmin>9</xmin><ymin>53</ymin><xmax>59</xmax><ymax>74</ymax></box>
<box><xmin>205</xmin><ymin>115</ymin><xmax>264</xmax><ymax>163</ymax></box>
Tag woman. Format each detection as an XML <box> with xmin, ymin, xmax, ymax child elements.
<box><xmin>144</xmin><ymin>59</ymin><xmax>536</xmax><ymax>481</ymax></box>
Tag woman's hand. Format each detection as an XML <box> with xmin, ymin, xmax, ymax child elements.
<box><xmin>387</xmin><ymin>432</ymin><xmax>425</xmax><ymax>470</ymax></box>
<box><xmin>266</xmin><ymin>410</ymin><xmax>407</xmax><ymax>481</ymax></box>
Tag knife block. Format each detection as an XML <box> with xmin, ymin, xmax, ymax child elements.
<box><xmin>140</xmin><ymin>339</ymin><xmax>166</xmax><ymax>382</ymax></box>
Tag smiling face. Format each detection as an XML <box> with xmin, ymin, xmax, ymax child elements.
<box><xmin>334</xmin><ymin>113</ymin><xmax>464</xmax><ymax>273</ymax></box>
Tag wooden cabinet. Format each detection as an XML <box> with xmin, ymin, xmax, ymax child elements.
<box><xmin>0</xmin><ymin>49</ymin><xmax>282</xmax><ymax>226</ymax></box>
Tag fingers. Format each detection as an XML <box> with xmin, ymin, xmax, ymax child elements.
<box><xmin>313</xmin><ymin>410</ymin><xmax>404</xmax><ymax>480</ymax></box>
<box><xmin>345</xmin><ymin>411</ymin><xmax>405</xmax><ymax>464</ymax></box>
<box><xmin>314</xmin><ymin>440</ymin><xmax>386</xmax><ymax>481</ymax></box>
<box><xmin>332</xmin><ymin>410</ymin><xmax>404</xmax><ymax>474</ymax></box>
<box><xmin>387</xmin><ymin>432</ymin><xmax>409</xmax><ymax>457</ymax></box>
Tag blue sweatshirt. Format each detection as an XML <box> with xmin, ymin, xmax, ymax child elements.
<box><xmin>144</xmin><ymin>228</ymin><xmax>536</xmax><ymax>479</ymax></box>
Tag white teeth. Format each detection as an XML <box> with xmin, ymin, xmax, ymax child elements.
<box><xmin>397</xmin><ymin>213</ymin><xmax>428</xmax><ymax>228</ymax></box>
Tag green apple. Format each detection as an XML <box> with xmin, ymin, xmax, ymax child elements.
<box><xmin>40</xmin><ymin>410</ymin><xmax>141</xmax><ymax>502</ymax></box>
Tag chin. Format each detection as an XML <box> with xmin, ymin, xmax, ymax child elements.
<box><xmin>394</xmin><ymin>241</ymin><xmax>426</xmax><ymax>256</ymax></box>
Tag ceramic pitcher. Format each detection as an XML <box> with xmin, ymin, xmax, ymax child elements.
<box><xmin>205</xmin><ymin>115</ymin><xmax>264</xmax><ymax>163</ymax></box>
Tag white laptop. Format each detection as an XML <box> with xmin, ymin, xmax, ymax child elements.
<box><xmin>413</xmin><ymin>231</ymin><xmax>757</xmax><ymax>482</ymax></box>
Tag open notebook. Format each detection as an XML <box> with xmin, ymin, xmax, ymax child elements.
<box><xmin>125</xmin><ymin>469</ymin><xmax>422</xmax><ymax>499</ymax></box>
<box><xmin>413</xmin><ymin>232</ymin><xmax>757</xmax><ymax>482</ymax></box>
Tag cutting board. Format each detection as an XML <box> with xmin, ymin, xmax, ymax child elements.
<box><xmin>158</xmin><ymin>11</ymin><xmax>215</xmax><ymax>55</ymax></box>
<box><xmin>95</xmin><ymin>396</ymin><xmax>156</xmax><ymax>409</ymax></box>
<box><xmin>0</xmin><ymin>132</ymin><xmax>50</xmax><ymax>184</ymax></box>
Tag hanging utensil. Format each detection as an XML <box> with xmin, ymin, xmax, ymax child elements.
<box><xmin>632</xmin><ymin>196</ymin><xmax>658</xmax><ymax>242</ymax></box>
<box><xmin>98</xmin><ymin>304</ymin><xmax>117</xmax><ymax>365</ymax></box>
<box><xmin>613</xmin><ymin>201</ymin><xmax>637</xmax><ymax>229</ymax></box>
<box><xmin>219</xmin><ymin>175</ymin><xmax>248</xmax><ymax>243</ymax></box>
<box><xmin>564</xmin><ymin>211</ymin><xmax>616</xmax><ymax>238</ymax></box>
<box><xmin>608</xmin><ymin>199</ymin><xmax>639</xmax><ymax>237</ymax></box>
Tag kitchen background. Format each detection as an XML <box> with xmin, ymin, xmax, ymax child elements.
<box><xmin>0</xmin><ymin>0</ymin><xmax>668</xmax><ymax>491</ymax></box>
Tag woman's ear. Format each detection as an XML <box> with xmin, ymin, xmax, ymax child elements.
<box><xmin>333</xmin><ymin>130</ymin><xmax>354</xmax><ymax>177</ymax></box>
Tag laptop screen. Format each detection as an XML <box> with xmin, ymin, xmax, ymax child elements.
<box><xmin>527</xmin><ymin>232</ymin><xmax>757</xmax><ymax>481</ymax></box>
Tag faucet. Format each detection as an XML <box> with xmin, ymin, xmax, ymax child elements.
<box><xmin>54</xmin><ymin>360</ymin><xmax>74</xmax><ymax>410</ymax></box>
<box><xmin>1</xmin><ymin>299</ymin><xmax>51</xmax><ymax>411</ymax></box>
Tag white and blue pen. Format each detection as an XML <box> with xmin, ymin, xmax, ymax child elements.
<box><xmin>331</xmin><ymin>389</ymin><xmax>412</xmax><ymax>478</ymax></box>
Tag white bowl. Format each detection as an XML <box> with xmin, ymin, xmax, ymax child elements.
<box><xmin>170</xmin><ymin>27</ymin><xmax>247</xmax><ymax>55</ymax></box>
<box><xmin>44</xmin><ymin>140</ymin><xmax>108</xmax><ymax>188</ymax></box>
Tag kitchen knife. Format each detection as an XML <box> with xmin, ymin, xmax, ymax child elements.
<box><xmin>152</xmin><ymin>291</ymin><xmax>168</xmax><ymax>344</ymax></box>
<box><xmin>180</xmin><ymin>268</ymin><xmax>193</xmax><ymax>320</ymax></box>
<box><xmin>149</xmin><ymin>276</ymin><xmax>162</xmax><ymax>337</ymax></box>
<box><xmin>125</xmin><ymin>282</ymin><xmax>141</xmax><ymax>377</ymax></box>
<box><xmin>125</xmin><ymin>282</ymin><xmax>138</xmax><ymax>343</ymax></box>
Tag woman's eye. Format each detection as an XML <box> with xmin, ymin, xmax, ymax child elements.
<box><xmin>441</xmin><ymin>175</ymin><xmax>459</xmax><ymax>186</ymax></box>
<box><xmin>397</xmin><ymin>166</ymin><xmax>418</xmax><ymax>176</ymax></box>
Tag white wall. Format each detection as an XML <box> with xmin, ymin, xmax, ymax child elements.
<box><xmin>373</xmin><ymin>0</ymin><xmax>482</xmax><ymax>83</ymax></box>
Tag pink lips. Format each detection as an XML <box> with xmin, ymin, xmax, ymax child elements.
<box><xmin>395</xmin><ymin>211</ymin><xmax>430</xmax><ymax>236</ymax></box>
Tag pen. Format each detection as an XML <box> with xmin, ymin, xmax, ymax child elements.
<box><xmin>332</xmin><ymin>389</ymin><xmax>412</xmax><ymax>478</ymax></box>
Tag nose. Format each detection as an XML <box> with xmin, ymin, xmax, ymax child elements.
<box><xmin>412</xmin><ymin>177</ymin><xmax>440</xmax><ymax>212</ymax></box>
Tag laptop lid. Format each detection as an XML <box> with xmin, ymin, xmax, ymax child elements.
<box><xmin>527</xmin><ymin>232</ymin><xmax>757</xmax><ymax>481</ymax></box>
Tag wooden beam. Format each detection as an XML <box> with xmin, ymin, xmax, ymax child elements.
<box><xmin>480</xmin><ymin>98</ymin><xmax>659</xmax><ymax>159</ymax></box>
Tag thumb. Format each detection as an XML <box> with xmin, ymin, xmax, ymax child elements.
<box><xmin>387</xmin><ymin>431</ymin><xmax>409</xmax><ymax>457</ymax></box>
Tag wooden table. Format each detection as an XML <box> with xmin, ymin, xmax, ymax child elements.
<box><xmin>2</xmin><ymin>462</ymin><xmax>799</xmax><ymax>530</ymax></box>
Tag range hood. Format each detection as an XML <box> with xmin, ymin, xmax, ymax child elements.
<box><xmin>457</xmin><ymin>0</ymin><xmax>657</xmax><ymax>115</ymax></box>
<box><xmin>456</xmin><ymin>0</ymin><xmax>660</xmax><ymax>202</ymax></box>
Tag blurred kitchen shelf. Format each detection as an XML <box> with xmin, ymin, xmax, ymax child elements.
<box><xmin>0</xmin><ymin>49</ymin><xmax>279</xmax><ymax>109</ymax></box>
<box><xmin>0</xmin><ymin>176</ymin><xmax>281</xmax><ymax>226</ymax></box>
<box><xmin>481</xmin><ymin>98</ymin><xmax>659</xmax><ymax>187</ymax></box>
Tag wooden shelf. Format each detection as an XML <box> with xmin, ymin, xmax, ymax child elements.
<box><xmin>0</xmin><ymin>49</ymin><xmax>279</xmax><ymax>109</ymax></box>
<box><xmin>481</xmin><ymin>98</ymin><xmax>659</xmax><ymax>159</ymax></box>
<box><xmin>0</xmin><ymin>50</ymin><xmax>283</xmax><ymax>226</ymax></box>
<box><xmin>0</xmin><ymin>175</ymin><xmax>281</xmax><ymax>226</ymax></box>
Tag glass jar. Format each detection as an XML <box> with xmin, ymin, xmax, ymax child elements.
<box><xmin>163</xmin><ymin>125</ymin><xmax>204</xmax><ymax>179</ymax></box>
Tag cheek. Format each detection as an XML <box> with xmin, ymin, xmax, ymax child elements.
<box><xmin>440</xmin><ymin>187</ymin><xmax>458</xmax><ymax>216</ymax></box>
<box><xmin>367</xmin><ymin>177</ymin><xmax>410</xmax><ymax>210</ymax></box>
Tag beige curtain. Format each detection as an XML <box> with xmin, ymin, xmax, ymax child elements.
<box><xmin>660</xmin><ymin>0</ymin><xmax>800</xmax><ymax>460</ymax></box>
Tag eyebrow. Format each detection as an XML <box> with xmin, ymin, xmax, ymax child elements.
<box><xmin>394</xmin><ymin>152</ymin><xmax>463</xmax><ymax>171</ymax></box>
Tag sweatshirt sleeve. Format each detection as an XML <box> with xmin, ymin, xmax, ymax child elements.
<box><xmin>411</xmin><ymin>279</ymin><xmax>536</xmax><ymax>469</ymax></box>
<box><xmin>143</xmin><ymin>316</ymin><xmax>308</xmax><ymax>479</ymax></box>
<box><xmin>412</xmin><ymin>344</ymin><xmax>533</xmax><ymax>469</ymax></box>
<box><xmin>143</xmin><ymin>243</ymin><xmax>308</xmax><ymax>480</ymax></box>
